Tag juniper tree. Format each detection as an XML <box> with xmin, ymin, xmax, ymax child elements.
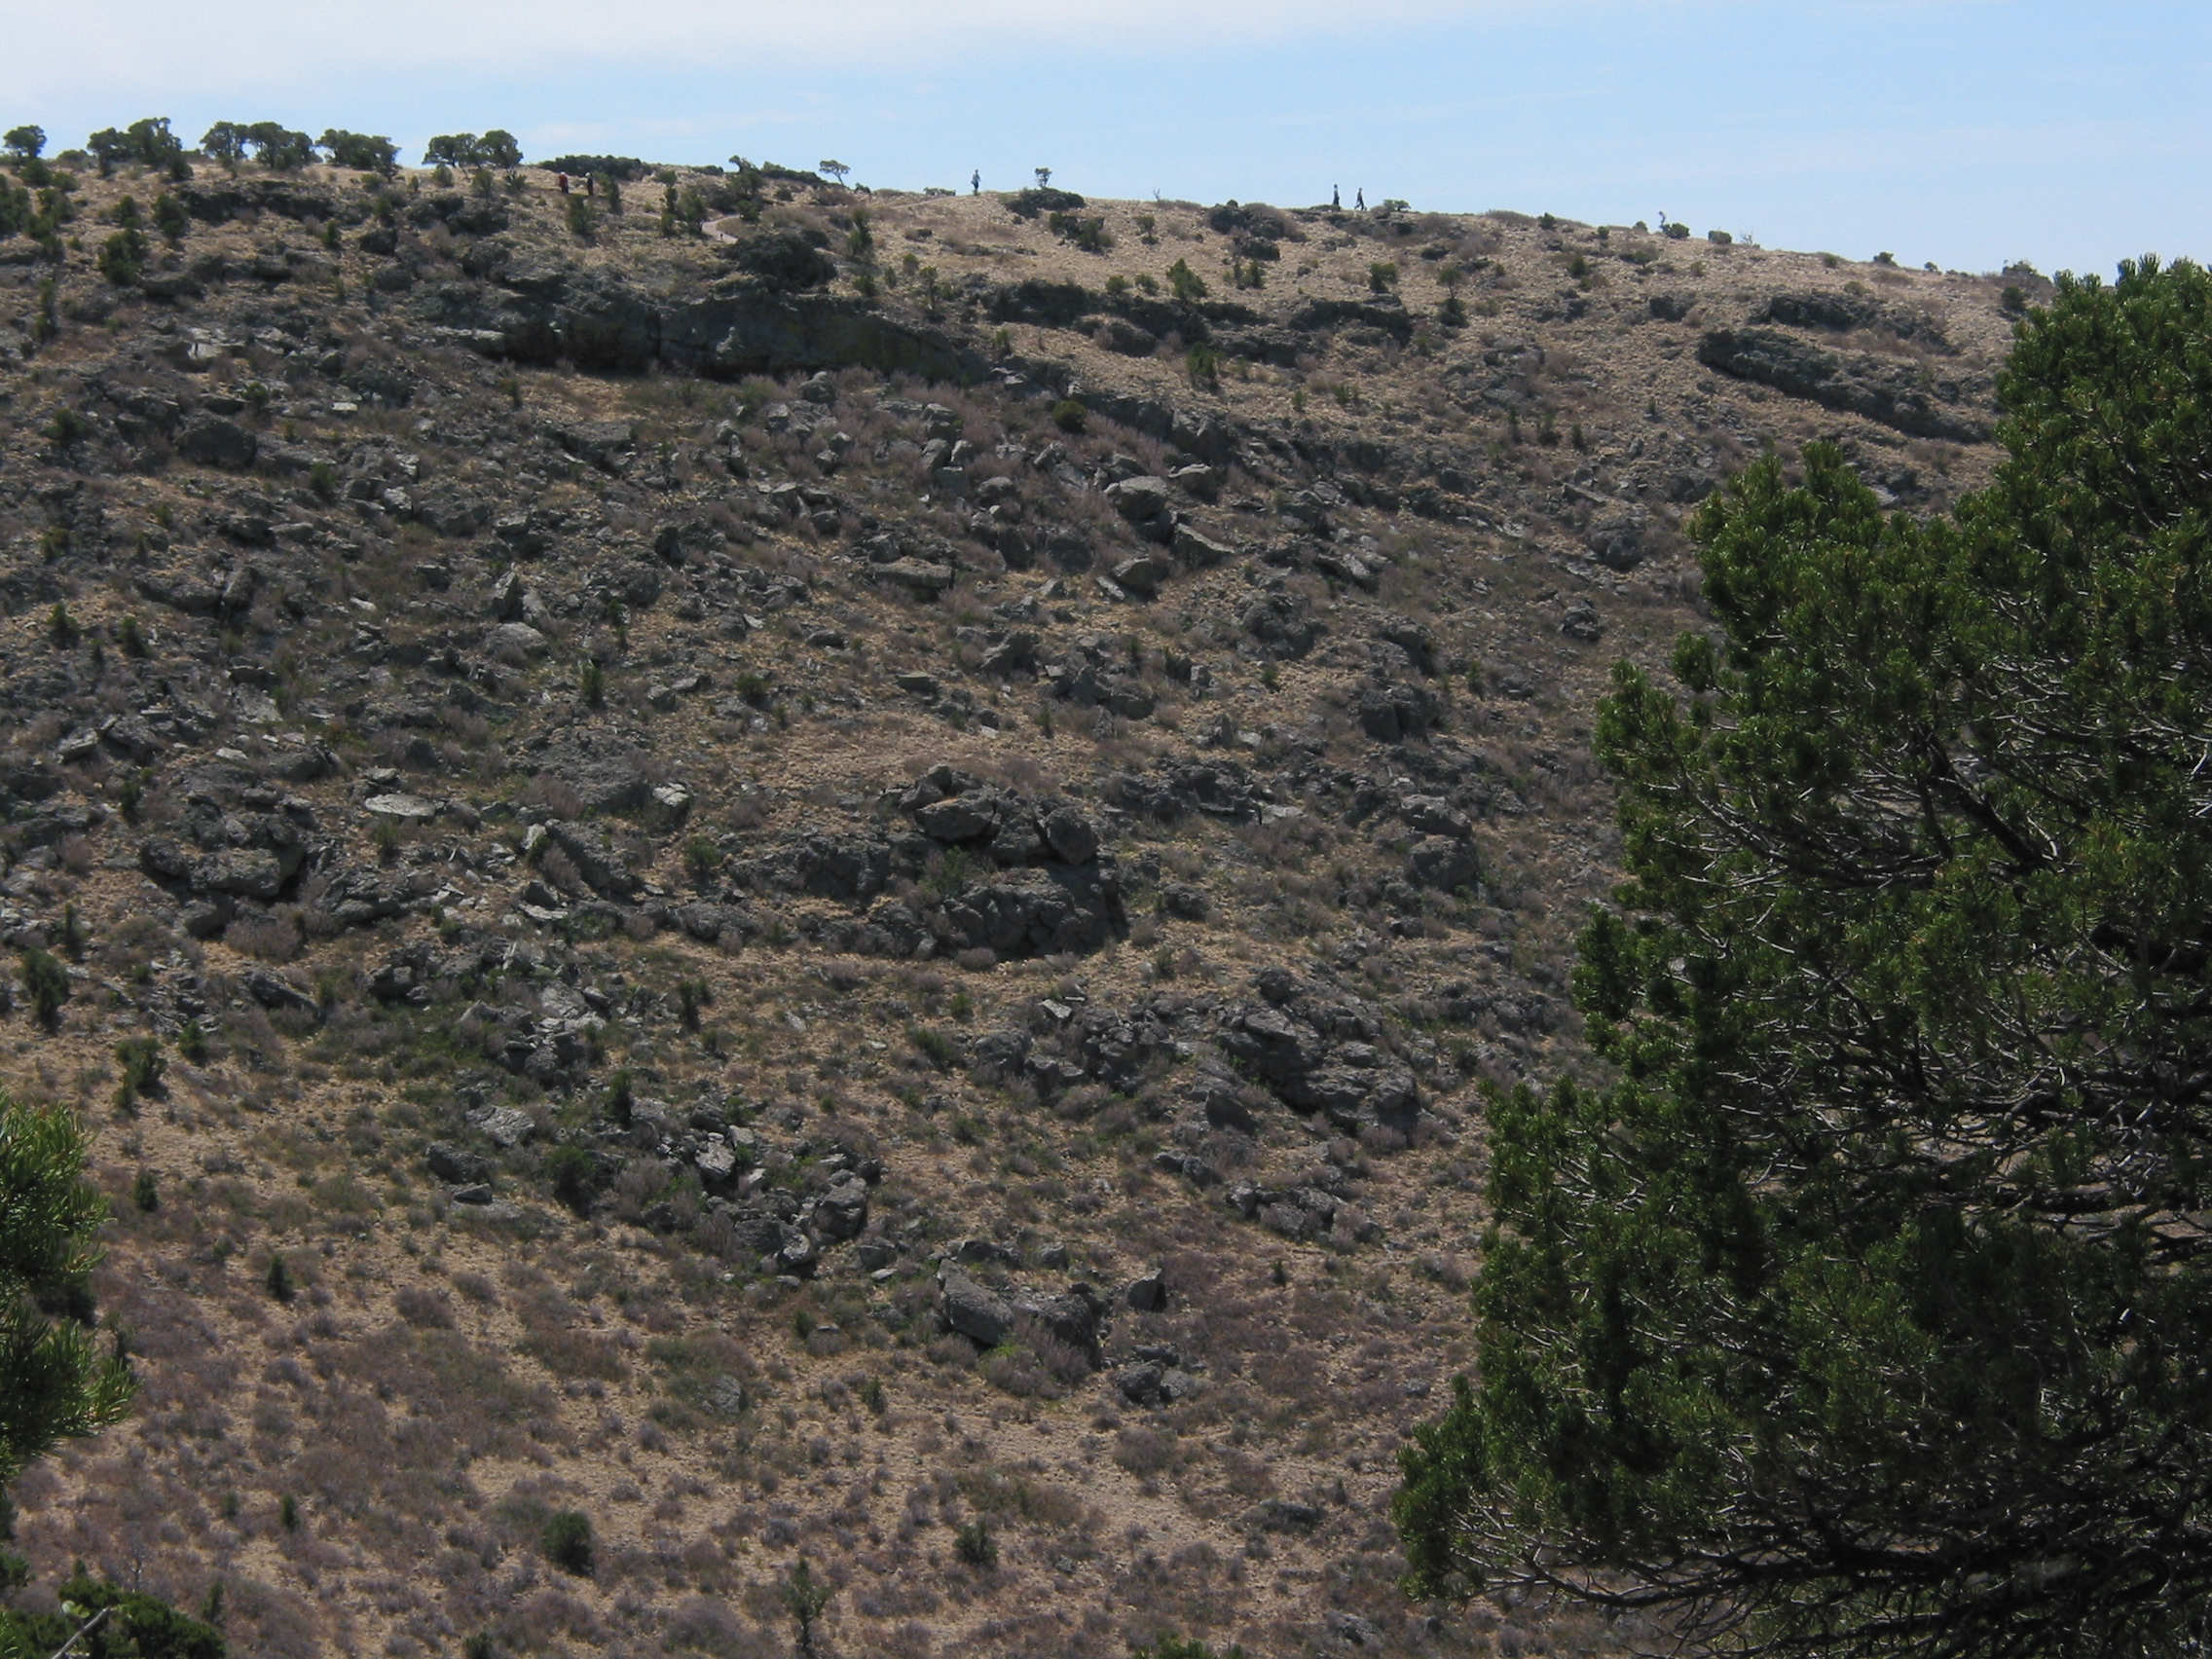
<box><xmin>92</xmin><ymin>118</ymin><xmax>184</xmax><ymax>176</ymax></box>
<box><xmin>242</xmin><ymin>123</ymin><xmax>313</xmax><ymax>170</ymax></box>
<box><xmin>1396</xmin><ymin>255</ymin><xmax>2212</xmax><ymax>1659</ymax></box>
<box><xmin>424</xmin><ymin>131</ymin><xmax>519</xmax><ymax>169</ymax></box>
<box><xmin>199</xmin><ymin>122</ymin><xmax>246</xmax><ymax>171</ymax></box>
<box><xmin>317</xmin><ymin>129</ymin><xmax>397</xmax><ymax>174</ymax></box>
<box><xmin>86</xmin><ymin>128</ymin><xmax>129</xmax><ymax>175</ymax></box>
<box><xmin>125</xmin><ymin>117</ymin><xmax>187</xmax><ymax>175</ymax></box>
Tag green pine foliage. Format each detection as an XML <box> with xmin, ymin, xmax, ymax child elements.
<box><xmin>1396</xmin><ymin>256</ymin><xmax>2212</xmax><ymax>1658</ymax></box>
<box><xmin>0</xmin><ymin>1095</ymin><xmax>135</xmax><ymax>1485</ymax></box>
<box><xmin>0</xmin><ymin>1567</ymin><xmax>225</xmax><ymax>1659</ymax></box>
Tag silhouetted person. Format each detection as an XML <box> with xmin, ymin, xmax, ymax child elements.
<box><xmin>1355</xmin><ymin>188</ymin><xmax>1365</xmax><ymax>211</ymax></box>
<box><xmin>587</xmin><ymin>175</ymin><xmax>597</xmax><ymax>200</ymax></box>
<box><xmin>1333</xmin><ymin>185</ymin><xmax>1341</xmax><ymax>209</ymax></box>
<box><xmin>972</xmin><ymin>169</ymin><xmax>980</xmax><ymax>194</ymax></box>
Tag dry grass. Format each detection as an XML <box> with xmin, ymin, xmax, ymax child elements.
<box><xmin>0</xmin><ymin>152</ymin><xmax>2022</xmax><ymax>1659</ymax></box>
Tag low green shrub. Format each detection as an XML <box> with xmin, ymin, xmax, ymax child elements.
<box><xmin>542</xmin><ymin>1510</ymin><xmax>593</xmax><ymax>1575</ymax></box>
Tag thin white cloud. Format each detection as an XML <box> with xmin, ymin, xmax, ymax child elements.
<box><xmin>6</xmin><ymin>0</ymin><xmax>1526</xmax><ymax>100</ymax></box>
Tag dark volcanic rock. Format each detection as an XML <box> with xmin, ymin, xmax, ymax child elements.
<box><xmin>1698</xmin><ymin>327</ymin><xmax>1987</xmax><ymax>441</ymax></box>
<box><xmin>1216</xmin><ymin>971</ymin><xmax>1419</xmax><ymax>1135</ymax></box>
<box><xmin>426</xmin><ymin>254</ymin><xmax>981</xmax><ymax>382</ymax></box>
<box><xmin>175</xmin><ymin>415</ymin><xmax>258</xmax><ymax>469</ymax></box>
<box><xmin>546</xmin><ymin>820</ymin><xmax>642</xmax><ymax>898</ymax></box>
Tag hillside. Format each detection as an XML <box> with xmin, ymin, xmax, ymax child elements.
<box><xmin>0</xmin><ymin>150</ymin><xmax>2029</xmax><ymax>1658</ymax></box>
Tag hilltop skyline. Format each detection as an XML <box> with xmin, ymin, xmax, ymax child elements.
<box><xmin>7</xmin><ymin>0</ymin><xmax>2206</xmax><ymax>278</ymax></box>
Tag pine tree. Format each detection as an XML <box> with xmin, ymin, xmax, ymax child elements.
<box><xmin>1396</xmin><ymin>256</ymin><xmax>2212</xmax><ymax>1658</ymax></box>
<box><xmin>0</xmin><ymin>1095</ymin><xmax>135</xmax><ymax>1485</ymax></box>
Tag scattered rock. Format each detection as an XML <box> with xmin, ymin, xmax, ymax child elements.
<box><xmin>1560</xmin><ymin>601</ymin><xmax>1605</xmax><ymax>643</ymax></box>
<box><xmin>812</xmin><ymin>1176</ymin><xmax>870</xmax><ymax>1241</ymax></box>
<box><xmin>940</xmin><ymin>1268</ymin><xmax>1015</xmax><ymax>1346</ymax></box>
<box><xmin>1125</xmin><ymin>1271</ymin><xmax>1168</xmax><ymax>1312</ymax></box>
<box><xmin>484</xmin><ymin>621</ymin><xmax>550</xmax><ymax>658</ymax></box>
<box><xmin>363</xmin><ymin>793</ymin><xmax>437</xmax><ymax>821</ymax></box>
<box><xmin>175</xmin><ymin>415</ymin><xmax>257</xmax><ymax>469</ymax></box>
<box><xmin>551</xmin><ymin>418</ymin><xmax>637</xmax><ymax>470</ymax></box>
<box><xmin>1585</xmin><ymin>505</ymin><xmax>1650</xmax><ymax>571</ymax></box>
<box><xmin>425</xmin><ymin>1142</ymin><xmax>491</xmax><ymax>1185</ymax></box>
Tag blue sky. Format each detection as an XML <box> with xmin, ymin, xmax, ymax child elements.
<box><xmin>7</xmin><ymin>1</ymin><xmax>2202</xmax><ymax>276</ymax></box>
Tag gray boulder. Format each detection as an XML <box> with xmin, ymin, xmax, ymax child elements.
<box><xmin>204</xmin><ymin>848</ymin><xmax>289</xmax><ymax>899</ymax></box>
<box><xmin>1102</xmin><ymin>475</ymin><xmax>1167</xmax><ymax>514</ymax></box>
<box><xmin>778</xmin><ymin>1232</ymin><xmax>820</xmax><ymax>1276</ymax></box>
<box><xmin>1125</xmin><ymin>1270</ymin><xmax>1168</xmax><ymax>1311</ymax></box>
<box><xmin>1173</xmin><ymin>523</ymin><xmax>1233</xmax><ymax>565</ymax></box>
<box><xmin>940</xmin><ymin>1268</ymin><xmax>1015</xmax><ymax>1346</ymax></box>
<box><xmin>1115</xmin><ymin>1361</ymin><xmax>1200</xmax><ymax>1406</ymax></box>
<box><xmin>488</xmin><ymin>570</ymin><xmax>531</xmax><ymax>620</ymax></box>
<box><xmin>1104</xmin><ymin>475</ymin><xmax>1174</xmax><ymax>540</ymax></box>
<box><xmin>1008</xmin><ymin>1284</ymin><xmax>1105</xmax><ymax>1366</ymax></box>
<box><xmin>425</xmin><ymin>1142</ymin><xmax>491</xmax><ymax>1185</ymax></box>
<box><xmin>546</xmin><ymin>820</ymin><xmax>642</xmax><ymax>898</ymax></box>
<box><xmin>176</xmin><ymin>415</ymin><xmax>258</xmax><ymax>469</ymax></box>
<box><xmin>696</xmin><ymin>1136</ymin><xmax>739</xmax><ymax>1189</ymax></box>
<box><xmin>1040</xmin><ymin>803</ymin><xmax>1099</xmax><ymax>865</ymax></box>
<box><xmin>872</xmin><ymin>558</ymin><xmax>956</xmax><ymax>598</ymax></box>
<box><xmin>1111</xmin><ymin>555</ymin><xmax>1167</xmax><ymax>596</ymax></box>
<box><xmin>940</xmin><ymin>870</ymin><xmax>1115</xmax><ymax>957</ymax></box>
<box><xmin>1399</xmin><ymin>795</ymin><xmax>1470</xmax><ymax>838</ymax></box>
<box><xmin>1560</xmin><ymin>601</ymin><xmax>1605</xmax><ymax>643</ymax></box>
<box><xmin>1406</xmin><ymin>835</ymin><xmax>1481</xmax><ymax>891</ymax></box>
<box><xmin>1586</xmin><ymin>505</ymin><xmax>1650</xmax><ymax>571</ymax></box>
<box><xmin>551</xmin><ymin>418</ymin><xmax>636</xmax><ymax>470</ymax></box>
<box><xmin>473</xmin><ymin>1106</ymin><xmax>535</xmax><ymax>1148</ymax></box>
<box><xmin>813</xmin><ymin>1176</ymin><xmax>870</xmax><ymax>1242</ymax></box>
<box><xmin>484</xmin><ymin>622</ymin><xmax>549</xmax><ymax>658</ymax></box>
<box><xmin>1355</xmin><ymin>682</ymin><xmax>1435</xmax><ymax>744</ymax></box>
<box><xmin>917</xmin><ymin>794</ymin><xmax>998</xmax><ymax>843</ymax></box>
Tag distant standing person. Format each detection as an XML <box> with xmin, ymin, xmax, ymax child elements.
<box><xmin>1355</xmin><ymin>188</ymin><xmax>1365</xmax><ymax>211</ymax></box>
<box><xmin>972</xmin><ymin>169</ymin><xmax>980</xmax><ymax>195</ymax></box>
<box><xmin>1333</xmin><ymin>185</ymin><xmax>1341</xmax><ymax>208</ymax></box>
<box><xmin>557</xmin><ymin>172</ymin><xmax>570</xmax><ymax>195</ymax></box>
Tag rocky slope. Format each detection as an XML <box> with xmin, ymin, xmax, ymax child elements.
<box><xmin>0</xmin><ymin>151</ymin><xmax>2030</xmax><ymax>1658</ymax></box>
